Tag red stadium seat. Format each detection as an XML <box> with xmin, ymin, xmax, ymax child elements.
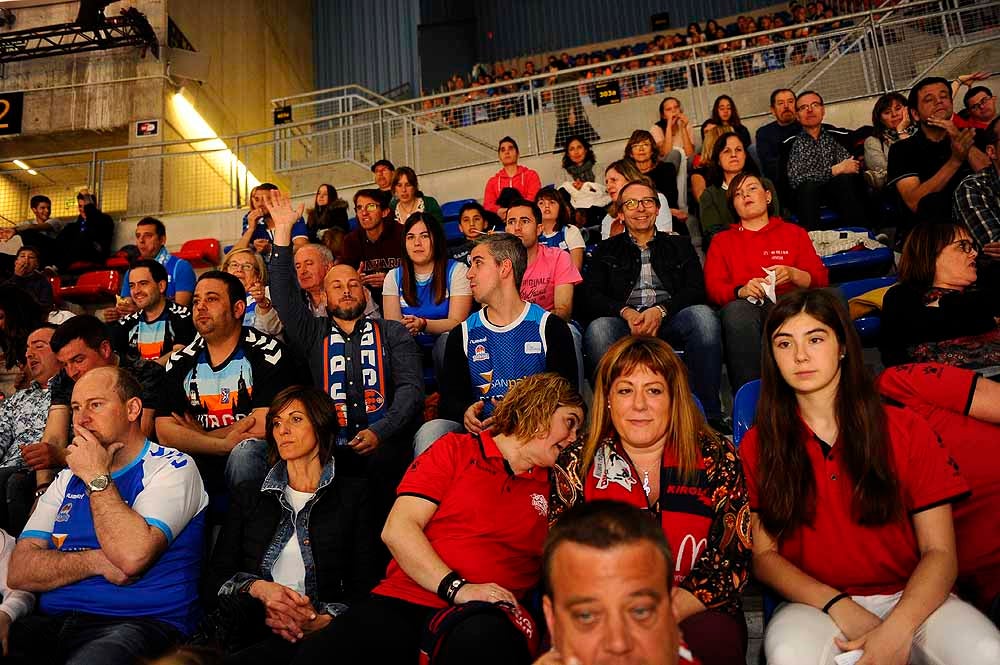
<box><xmin>105</xmin><ymin>250</ymin><xmax>131</xmax><ymax>270</ymax></box>
<box><xmin>58</xmin><ymin>270</ymin><xmax>121</xmax><ymax>304</ymax></box>
<box><xmin>173</xmin><ymin>238</ymin><xmax>221</xmax><ymax>268</ymax></box>
<box><xmin>65</xmin><ymin>261</ymin><xmax>104</xmax><ymax>274</ymax></box>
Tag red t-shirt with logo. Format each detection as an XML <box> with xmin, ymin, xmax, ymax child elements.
<box><xmin>373</xmin><ymin>431</ymin><xmax>551</xmax><ymax>609</ymax></box>
<box><xmin>741</xmin><ymin>405</ymin><xmax>969</xmax><ymax>596</ymax></box>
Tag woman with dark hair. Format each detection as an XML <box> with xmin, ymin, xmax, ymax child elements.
<box><xmin>697</xmin><ymin>132</ymin><xmax>780</xmax><ymax>241</ymax></box>
<box><xmin>535</xmin><ymin>188</ymin><xmax>585</xmax><ymax>269</ymax></box>
<box><xmin>382</xmin><ymin>212</ymin><xmax>471</xmax><ymax>375</ymax></box>
<box><xmin>864</xmin><ymin>92</ymin><xmax>916</xmax><ymax>190</ymax></box>
<box><xmin>741</xmin><ymin>289</ymin><xmax>999</xmax><ymax>665</ymax></box>
<box><xmin>291</xmin><ymin>373</ymin><xmax>585</xmax><ymax>665</ymax></box>
<box><xmin>557</xmin><ymin>136</ymin><xmax>610</xmax><ymax>230</ymax></box>
<box><xmin>880</xmin><ymin>223</ymin><xmax>1000</xmax><ymax>369</ymax></box>
<box><xmin>390</xmin><ymin>167</ymin><xmax>443</xmax><ymax>225</ymax></box>
<box><xmin>550</xmin><ymin>62</ymin><xmax>600</xmax><ymax>150</ymax></box>
<box><xmin>650</xmin><ymin>96</ymin><xmax>696</xmax><ymax>163</ymax></box>
<box><xmin>704</xmin><ymin>172</ymin><xmax>827</xmax><ymax>394</ymax></box>
<box><xmin>205</xmin><ymin>386</ymin><xmax>382</xmax><ymax>664</ymax></box>
<box><xmin>710</xmin><ymin>95</ymin><xmax>751</xmax><ymax>147</ymax></box>
<box><xmin>305</xmin><ymin>183</ymin><xmax>350</xmax><ymax>245</ymax></box>
<box><xmin>624</xmin><ymin>129</ymin><xmax>687</xmax><ymax>227</ymax></box>
<box><xmin>551</xmin><ymin>335</ymin><xmax>751</xmax><ymax>665</ymax></box>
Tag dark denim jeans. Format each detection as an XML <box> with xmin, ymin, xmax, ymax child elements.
<box><xmin>583</xmin><ymin>304</ymin><xmax>723</xmax><ymax>418</ymax></box>
<box><xmin>7</xmin><ymin>611</ymin><xmax>181</xmax><ymax>665</ymax></box>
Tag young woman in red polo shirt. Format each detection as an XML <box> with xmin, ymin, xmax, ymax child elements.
<box><xmin>289</xmin><ymin>372</ymin><xmax>584</xmax><ymax>665</ymax></box>
<box><xmin>550</xmin><ymin>335</ymin><xmax>751</xmax><ymax>665</ymax></box>
<box><xmin>741</xmin><ymin>289</ymin><xmax>1000</xmax><ymax>665</ymax></box>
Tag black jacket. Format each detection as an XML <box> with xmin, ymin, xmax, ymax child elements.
<box><xmin>578</xmin><ymin>232</ymin><xmax>706</xmax><ymax>322</ymax></box>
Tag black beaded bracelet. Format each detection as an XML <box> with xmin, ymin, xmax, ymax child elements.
<box><xmin>437</xmin><ymin>571</ymin><xmax>466</xmax><ymax>604</ymax></box>
<box><xmin>822</xmin><ymin>592</ymin><xmax>850</xmax><ymax>614</ymax></box>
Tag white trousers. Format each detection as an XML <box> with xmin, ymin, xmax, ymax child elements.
<box><xmin>765</xmin><ymin>592</ymin><xmax>1000</xmax><ymax>665</ymax></box>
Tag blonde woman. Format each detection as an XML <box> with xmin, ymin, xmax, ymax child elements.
<box><xmin>222</xmin><ymin>248</ymin><xmax>283</xmax><ymax>335</ymax></box>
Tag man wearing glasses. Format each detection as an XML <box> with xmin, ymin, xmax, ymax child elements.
<box><xmin>957</xmin><ymin>85</ymin><xmax>996</xmax><ymax>131</ymax></box>
<box><xmin>783</xmin><ymin>90</ymin><xmax>869</xmax><ymax>231</ymax></box>
<box><xmin>338</xmin><ymin>189</ymin><xmax>403</xmax><ymax>307</ymax></box>
<box><xmin>954</xmin><ymin>116</ymin><xmax>1000</xmax><ymax>265</ymax></box>
<box><xmin>579</xmin><ymin>180</ymin><xmax>726</xmax><ymax>432</ymax></box>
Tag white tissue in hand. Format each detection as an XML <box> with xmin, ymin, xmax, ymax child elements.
<box><xmin>762</xmin><ymin>268</ymin><xmax>777</xmax><ymax>304</ymax></box>
<box><xmin>834</xmin><ymin>650</ymin><xmax>863</xmax><ymax>665</ymax></box>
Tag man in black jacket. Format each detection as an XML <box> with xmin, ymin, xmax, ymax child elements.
<box><xmin>579</xmin><ymin>180</ymin><xmax>724</xmax><ymax>423</ymax></box>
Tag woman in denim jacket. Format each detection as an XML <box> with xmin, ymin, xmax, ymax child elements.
<box><xmin>204</xmin><ymin>385</ymin><xmax>383</xmax><ymax>664</ymax></box>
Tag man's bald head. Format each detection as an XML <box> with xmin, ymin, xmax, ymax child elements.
<box><xmin>324</xmin><ymin>264</ymin><xmax>367</xmax><ymax>320</ymax></box>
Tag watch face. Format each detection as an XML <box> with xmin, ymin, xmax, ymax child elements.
<box><xmin>90</xmin><ymin>475</ymin><xmax>110</xmax><ymax>491</ymax></box>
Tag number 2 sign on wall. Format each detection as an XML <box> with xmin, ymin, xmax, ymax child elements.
<box><xmin>0</xmin><ymin>92</ymin><xmax>24</xmax><ymax>136</ymax></box>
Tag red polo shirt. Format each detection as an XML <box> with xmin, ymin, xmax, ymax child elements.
<box><xmin>373</xmin><ymin>431</ymin><xmax>551</xmax><ymax>609</ymax></box>
<box><xmin>877</xmin><ymin>363</ymin><xmax>1000</xmax><ymax>608</ymax></box>
<box><xmin>740</xmin><ymin>405</ymin><xmax>969</xmax><ymax>596</ymax></box>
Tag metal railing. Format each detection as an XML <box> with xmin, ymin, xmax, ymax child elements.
<box><xmin>0</xmin><ymin>0</ymin><xmax>996</xmax><ymax>223</ymax></box>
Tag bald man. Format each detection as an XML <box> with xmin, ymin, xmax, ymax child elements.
<box><xmin>267</xmin><ymin>190</ymin><xmax>423</xmax><ymax>521</ymax></box>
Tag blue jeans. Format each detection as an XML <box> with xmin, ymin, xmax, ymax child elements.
<box><xmin>7</xmin><ymin>611</ymin><xmax>181</xmax><ymax>665</ymax></box>
<box><xmin>413</xmin><ymin>419</ymin><xmax>464</xmax><ymax>457</ymax></box>
<box><xmin>583</xmin><ymin>305</ymin><xmax>723</xmax><ymax>418</ymax></box>
<box><xmin>225</xmin><ymin>437</ymin><xmax>270</xmax><ymax>490</ymax></box>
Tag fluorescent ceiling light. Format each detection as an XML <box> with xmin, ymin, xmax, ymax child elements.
<box><xmin>170</xmin><ymin>92</ymin><xmax>260</xmax><ymax>190</ymax></box>
<box><xmin>12</xmin><ymin>159</ymin><xmax>37</xmax><ymax>176</ymax></box>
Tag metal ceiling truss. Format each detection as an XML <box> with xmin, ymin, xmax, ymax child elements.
<box><xmin>0</xmin><ymin>9</ymin><xmax>158</xmax><ymax>65</ymax></box>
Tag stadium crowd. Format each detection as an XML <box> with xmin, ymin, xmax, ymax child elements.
<box><xmin>0</xmin><ymin>33</ymin><xmax>996</xmax><ymax>665</ymax></box>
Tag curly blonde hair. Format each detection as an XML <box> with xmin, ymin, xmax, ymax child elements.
<box><xmin>491</xmin><ymin>373</ymin><xmax>584</xmax><ymax>442</ymax></box>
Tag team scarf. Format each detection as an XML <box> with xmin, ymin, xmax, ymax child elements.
<box><xmin>324</xmin><ymin>319</ymin><xmax>388</xmax><ymax>445</ymax></box>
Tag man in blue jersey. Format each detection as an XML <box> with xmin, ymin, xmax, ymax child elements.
<box><xmin>413</xmin><ymin>233</ymin><xmax>579</xmax><ymax>455</ymax></box>
<box><xmin>111</xmin><ymin>259</ymin><xmax>196</xmax><ymax>366</ymax></box>
<box><xmin>106</xmin><ymin>217</ymin><xmax>197</xmax><ymax>321</ymax></box>
<box><xmin>7</xmin><ymin>366</ymin><xmax>208</xmax><ymax>664</ymax></box>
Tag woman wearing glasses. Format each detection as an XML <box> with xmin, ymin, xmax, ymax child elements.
<box><xmin>881</xmin><ymin>223</ymin><xmax>1000</xmax><ymax>370</ymax></box>
<box><xmin>222</xmin><ymin>248</ymin><xmax>283</xmax><ymax>336</ymax></box>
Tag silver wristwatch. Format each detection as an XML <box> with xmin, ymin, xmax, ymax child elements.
<box><xmin>86</xmin><ymin>474</ymin><xmax>112</xmax><ymax>494</ymax></box>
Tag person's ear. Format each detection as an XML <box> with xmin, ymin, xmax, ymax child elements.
<box><xmin>542</xmin><ymin>594</ymin><xmax>556</xmax><ymax>636</ymax></box>
<box><xmin>126</xmin><ymin>396</ymin><xmax>143</xmax><ymax>423</ymax></box>
<box><xmin>233</xmin><ymin>298</ymin><xmax>246</xmax><ymax>321</ymax></box>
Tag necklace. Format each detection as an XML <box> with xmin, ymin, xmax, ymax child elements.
<box><xmin>642</xmin><ymin>470</ymin><xmax>651</xmax><ymax>497</ymax></box>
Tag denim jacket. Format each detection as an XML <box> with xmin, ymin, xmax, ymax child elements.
<box><xmin>214</xmin><ymin>459</ymin><xmax>380</xmax><ymax>617</ymax></box>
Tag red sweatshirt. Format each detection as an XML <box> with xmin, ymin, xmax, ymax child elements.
<box><xmin>483</xmin><ymin>165</ymin><xmax>542</xmax><ymax>212</ymax></box>
<box><xmin>704</xmin><ymin>216</ymin><xmax>829</xmax><ymax>306</ymax></box>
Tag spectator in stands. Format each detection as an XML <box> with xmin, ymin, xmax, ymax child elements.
<box><xmin>235</xmin><ymin>184</ymin><xmax>309</xmax><ymax>262</ymax></box>
<box><xmin>506</xmin><ymin>199</ymin><xmax>583</xmax><ymax>329</ymax></box>
<box><xmin>705</xmin><ymin>172</ymin><xmax>828</xmax><ymax>394</ymax></box>
<box><xmin>294</xmin><ymin>243</ymin><xmax>336</xmax><ymax>317</ymax></box>
<box><xmin>390</xmin><ymin>166</ymin><xmax>444</xmax><ymax>225</ymax></box>
<box><xmin>383</xmin><ymin>213</ymin><xmax>472</xmax><ymax>377</ymax></box>
<box><xmin>551</xmin><ymin>63</ymin><xmax>600</xmax><ymax>150</ymax></box>
<box><xmin>756</xmin><ymin>89</ymin><xmax>800</xmax><ymax>187</ymax></box>
<box><xmin>483</xmin><ymin>137</ymin><xmax>542</xmax><ymax>213</ymax></box>
<box><xmin>27</xmin><ymin>315</ymin><xmax>167</xmax><ymax>494</ymax></box>
<box><xmin>203</xmin><ymin>385</ymin><xmax>382</xmax><ymax>662</ymax></box>
<box><xmin>580</xmin><ymin>180</ymin><xmax>724</xmax><ymax>428</ymax></box>
<box><xmin>292</xmin><ymin>373</ymin><xmax>584</xmax><ymax>664</ymax></box>
<box><xmin>887</xmin><ymin>77</ymin><xmax>977</xmax><ymax>233</ymax></box>
<box><xmin>371</xmin><ymin>159</ymin><xmax>396</xmax><ymax>195</ymax></box>
<box><xmin>267</xmin><ymin>191</ymin><xmax>423</xmax><ymax>517</ymax></box>
<box><xmin>602</xmin><ymin>160</ymin><xmax>672</xmax><ymax>239</ymax></box>
<box><xmin>8</xmin><ymin>366</ymin><xmax>208</xmax><ymax>665</ymax></box>
<box><xmin>864</xmin><ymin>92</ymin><xmax>917</xmax><ymax>190</ymax></box>
<box><xmin>535</xmin><ymin>188</ymin><xmax>585</xmax><ymax>269</ymax></box>
<box><xmin>550</xmin><ymin>336</ymin><xmax>750</xmax><ymax>665</ymax></box>
<box><xmin>1</xmin><ymin>246</ymin><xmax>53</xmax><ymax>311</ymax></box>
<box><xmin>449</xmin><ymin>202</ymin><xmax>488</xmax><ymax>266</ymax></box>
<box><xmin>785</xmin><ymin>90</ymin><xmax>869</xmax><ymax>230</ymax></box>
<box><xmin>649</xmin><ymin>97</ymin><xmax>696</xmax><ymax>167</ymax></box>
<box><xmin>338</xmin><ymin>189</ymin><xmax>404</xmax><ymax>308</ymax></box>
<box><xmin>0</xmin><ymin>285</ymin><xmax>44</xmax><ymax>398</ymax></box>
<box><xmin>536</xmin><ymin>501</ymin><xmax>701</xmax><ymax>665</ymax></box>
<box><xmin>877</xmin><ymin>363</ymin><xmax>1000</xmax><ymax>624</ymax></box>
<box><xmin>54</xmin><ymin>190</ymin><xmax>113</xmax><ymax>270</ymax></box>
<box><xmin>0</xmin><ymin>525</ymin><xmax>33</xmax><ymax>654</ymax></box>
<box><xmin>112</xmin><ymin>259</ymin><xmax>196</xmax><ymax>366</ymax></box>
<box><xmin>689</xmin><ymin>125</ymin><xmax>730</xmax><ymax>205</ymax></box>
<box><xmin>0</xmin><ymin>324</ymin><xmax>59</xmax><ymax>534</ymax></box>
<box><xmin>624</xmin><ymin>131</ymin><xmax>684</xmax><ymax>227</ymax></box>
<box><xmin>954</xmin><ymin>116</ymin><xmax>1000</xmax><ymax>258</ymax></box>
<box><xmin>710</xmin><ymin>95</ymin><xmax>751</xmax><ymax>147</ymax></box>
<box><xmin>415</xmin><ymin>234</ymin><xmax>578</xmax><ymax>455</ymax></box>
<box><xmin>305</xmin><ymin>183</ymin><xmax>350</xmax><ymax>247</ymax></box>
<box><xmin>741</xmin><ymin>289</ymin><xmax>1000</xmax><ymax>665</ymax></box>
<box><xmin>880</xmin><ymin>223</ymin><xmax>999</xmax><ymax>369</ymax></box>
<box><xmin>698</xmin><ymin>133</ymin><xmax>781</xmax><ymax>245</ymax></box>
<box><xmin>0</xmin><ymin>195</ymin><xmax>65</xmax><ymax>269</ymax></box>
<box><xmin>222</xmin><ymin>248</ymin><xmax>283</xmax><ymax>336</ymax></box>
<box><xmin>157</xmin><ymin>272</ymin><xmax>294</xmax><ymax>492</ymax></box>
<box><xmin>557</xmin><ymin>136</ymin><xmax>610</xmax><ymax>229</ymax></box>
<box><xmin>956</xmin><ymin>83</ymin><xmax>996</xmax><ymax>131</ymax></box>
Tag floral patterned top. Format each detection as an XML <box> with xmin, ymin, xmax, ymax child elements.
<box><xmin>550</xmin><ymin>430</ymin><xmax>752</xmax><ymax>616</ymax></box>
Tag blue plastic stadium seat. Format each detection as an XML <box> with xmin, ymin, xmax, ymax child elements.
<box><xmin>839</xmin><ymin>275</ymin><xmax>897</xmax><ymax>346</ymax></box>
<box><xmin>821</xmin><ymin>226</ymin><xmax>893</xmax><ymax>281</ymax></box>
<box><xmin>348</xmin><ymin>216</ymin><xmax>359</xmax><ymax>231</ymax></box>
<box><xmin>443</xmin><ymin>221</ymin><xmax>465</xmax><ymax>244</ymax></box>
<box><xmin>440</xmin><ymin>199</ymin><xmax>476</xmax><ymax>222</ymax></box>
<box><xmin>732</xmin><ymin>379</ymin><xmax>760</xmax><ymax>448</ymax></box>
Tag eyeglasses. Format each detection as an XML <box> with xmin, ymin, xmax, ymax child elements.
<box><xmin>796</xmin><ymin>101</ymin><xmax>823</xmax><ymax>112</ymax></box>
<box><xmin>226</xmin><ymin>262</ymin><xmax>257</xmax><ymax>272</ymax></box>
<box><xmin>950</xmin><ymin>239</ymin><xmax>976</xmax><ymax>255</ymax></box>
<box><xmin>355</xmin><ymin>202</ymin><xmax>380</xmax><ymax>213</ymax></box>
<box><xmin>622</xmin><ymin>197</ymin><xmax>658</xmax><ymax>210</ymax></box>
<box><xmin>969</xmin><ymin>95</ymin><xmax>995</xmax><ymax>112</ymax></box>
